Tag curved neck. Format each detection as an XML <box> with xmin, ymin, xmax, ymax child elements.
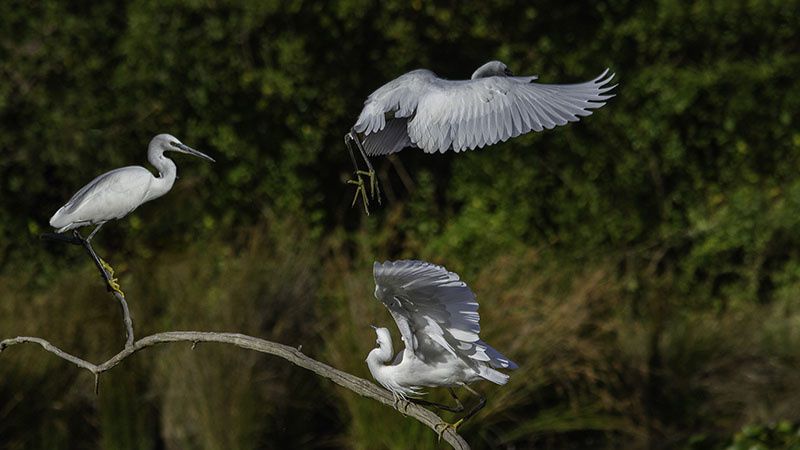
<box><xmin>146</xmin><ymin>146</ymin><xmax>177</xmax><ymax>201</ymax></box>
<box><xmin>366</xmin><ymin>337</ymin><xmax>394</xmax><ymax>371</ymax></box>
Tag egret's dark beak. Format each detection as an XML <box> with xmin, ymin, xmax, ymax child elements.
<box><xmin>173</xmin><ymin>142</ymin><xmax>216</xmax><ymax>162</ymax></box>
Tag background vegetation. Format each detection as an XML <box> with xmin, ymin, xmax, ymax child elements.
<box><xmin>2</xmin><ymin>0</ymin><xmax>800</xmax><ymax>449</ymax></box>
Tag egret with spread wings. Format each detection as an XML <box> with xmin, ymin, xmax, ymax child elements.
<box><xmin>48</xmin><ymin>133</ymin><xmax>215</xmax><ymax>295</ymax></box>
<box><xmin>345</xmin><ymin>61</ymin><xmax>616</xmax><ymax>212</ymax></box>
<box><xmin>367</xmin><ymin>259</ymin><xmax>518</xmax><ymax>436</ymax></box>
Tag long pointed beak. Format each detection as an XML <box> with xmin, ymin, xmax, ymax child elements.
<box><xmin>176</xmin><ymin>143</ymin><xmax>215</xmax><ymax>162</ymax></box>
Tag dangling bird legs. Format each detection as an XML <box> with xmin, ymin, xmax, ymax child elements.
<box><xmin>434</xmin><ymin>385</ymin><xmax>487</xmax><ymax>441</ymax></box>
<box><xmin>344</xmin><ymin>129</ymin><xmax>381</xmax><ymax>214</ymax></box>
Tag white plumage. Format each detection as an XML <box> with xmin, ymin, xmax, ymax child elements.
<box><xmin>353</xmin><ymin>61</ymin><xmax>616</xmax><ymax>156</ymax></box>
<box><xmin>50</xmin><ymin>134</ymin><xmax>214</xmax><ymax>234</ymax></box>
<box><xmin>366</xmin><ymin>260</ymin><xmax>517</xmax><ymax>401</ymax></box>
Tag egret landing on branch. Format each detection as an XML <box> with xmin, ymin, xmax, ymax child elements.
<box><xmin>345</xmin><ymin>60</ymin><xmax>617</xmax><ymax>213</ymax></box>
<box><xmin>367</xmin><ymin>260</ymin><xmax>518</xmax><ymax>439</ymax></box>
<box><xmin>46</xmin><ymin>133</ymin><xmax>215</xmax><ymax>295</ymax></box>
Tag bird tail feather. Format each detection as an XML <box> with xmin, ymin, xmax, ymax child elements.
<box><xmin>478</xmin><ymin>365</ymin><xmax>510</xmax><ymax>385</ymax></box>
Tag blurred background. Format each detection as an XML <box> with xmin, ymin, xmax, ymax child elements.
<box><xmin>1</xmin><ymin>1</ymin><xmax>800</xmax><ymax>449</ymax></box>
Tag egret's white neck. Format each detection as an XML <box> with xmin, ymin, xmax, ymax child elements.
<box><xmin>366</xmin><ymin>337</ymin><xmax>395</xmax><ymax>376</ymax></box>
<box><xmin>146</xmin><ymin>145</ymin><xmax>177</xmax><ymax>201</ymax></box>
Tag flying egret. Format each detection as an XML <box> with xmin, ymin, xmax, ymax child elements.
<box><xmin>345</xmin><ymin>61</ymin><xmax>617</xmax><ymax>211</ymax></box>
<box><xmin>367</xmin><ymin>259</ymin><xmax>518</xmax><ymax>437</ymax></box>
<box><xmin>48</xmin><ymin>133</ymin><xmax>214</xmax><ymax>294</ymax></box>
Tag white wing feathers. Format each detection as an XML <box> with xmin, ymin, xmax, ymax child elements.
<box><xmin>354</xmin><ymin>69</ymin><xmax>435</xmax><ymax>135</ymax></box>
<box><xmin>373</xmin><ymin>260</ymin><xmax>517</xmax><ymax>373</ymax></box>
<box><xmin>354</xmin><ymin>68</ymin><xmax>616</xmax><ymax>155</ymax></box>
<box><xmin>362</xmin><ymin>118</ymin><xmax>415</xmax><ymax>156</ymax></box>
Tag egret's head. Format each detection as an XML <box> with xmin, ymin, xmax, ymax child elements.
<box><xmin>471</xmin><ymin>60</ymin><xmax>513</xmax><ymax>80</ymax></box>
<box><xmin>151</xmin><ymin>133</ymin><xmax>215</xmax><ymax>162</ymax></box>
<box><xmin>371</xmin><ymin>325</ymin><xmax>392</xmax><ymax>348</ymax></box>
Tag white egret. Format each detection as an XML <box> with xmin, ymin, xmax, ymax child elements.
<box><xmin>367</xmin><ymin>259</ymin><xmax>517</xmax><ymax>436</ymax></box>
<box><xmin>345</xmin><ymin>61</ymin><xmax>617</xmax><ymax>210</ymax></box>
<box><xmin>47</xmin><ymin>133</ymin><xmax>214</xmax><ymax>294</ymax></box>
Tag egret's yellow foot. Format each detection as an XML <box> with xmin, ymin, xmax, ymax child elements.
<box><xmin>435</xmin><ymin>419</ymin><xmax>464</xmax><ymax>442</ymax></box>
<box><xmin>99</xmin><ymin>258</ymin><xmax>125</xmax><ymax>297</ymax></box>
<box><xmin>107</xmin><ymin>277</ymin><xmax>125</xmax><ymax>298</ymax></box>
<box><xmin>99</xmin><ymin>258</ymin><xmax>115</xmax><ymax>277</ymax></box>
<box><xmin>354</xmin><ymin>169</ymin><xmax>377</xmax><ymax>199</ymax></box>
<box><xmin>347</xmin><ymin>175</ymin><xmax>370</xmax><ymax>214</ymax></box>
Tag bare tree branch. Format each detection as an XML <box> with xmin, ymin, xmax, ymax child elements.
<box><xmin>28</xmin><ymin>234</ymin><xmax>471</xmax><ymax>448</ymax></box>
<box><xmin>0</xmin><ymin>331</ymin><xmax>471</xmax><ymax>450</ymax></box>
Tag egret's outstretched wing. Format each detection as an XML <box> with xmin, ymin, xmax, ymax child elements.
<box><xmin>410</xmin><ymin>69</ymin><xmax>615</xmax><ymax>153</ymax></box>
<box><xmin>373</xmin><ymin>260</ymin><xmax>515</xmax><ymax>370</ymax></box>
<box><xmin>355</xmin><ymin>69</ymin><xmax>615</xmax><ymax>155</ymax></box>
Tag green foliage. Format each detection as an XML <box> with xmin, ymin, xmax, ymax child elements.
<box><xmin>2</xmin><ymin>0</ymin><xmax>800</xmax><ymax>449</ymax></box>
<box><xmin>727</xmin><ymin>422</ymin><xmax>800</xmax><ymax>450</ymax></box>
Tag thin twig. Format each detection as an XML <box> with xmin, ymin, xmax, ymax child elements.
<box><xmin>0</xmin><ymin>331</ymin><xmax>470</xmax><ymax>450</ymax></box>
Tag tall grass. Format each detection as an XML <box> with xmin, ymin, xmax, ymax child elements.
<box><xmin>2</xmin><ymin>218</ymin><xmax>800</xmax><ymax>449</ymax></box>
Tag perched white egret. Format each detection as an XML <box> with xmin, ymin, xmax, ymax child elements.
<box><xmin>50</xmin><ymin>133</ymin><xmax>214</xmax><ymax>234</ymax></box>
<box><xmin>367</xmin><ymin>259</ymin><xmax>517</xmax><ymax>436</ymax></box>
<box><xmin>48</xmin><ymin>133</ymin><xmax>214</xmax><ymax>294</ymax></box>
<box><xmin>345</xmin><ymin>61</ymin><xmax>616</xmax><ymax>210</ymax></box>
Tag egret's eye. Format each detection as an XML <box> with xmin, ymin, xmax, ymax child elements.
<box><xmin>169</xmin><ymin>141</ymin><xmax>180</xmax><ymax>148</ymax></box>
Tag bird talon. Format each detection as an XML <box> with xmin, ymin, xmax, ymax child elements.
<box><xmin>97</xmin><ymin>257</ymin><xmax>124</xmax><ymax>296</ymax></box>
<box><xmin>354</xmin><ymin>169</ymin><xmax>379</xmax><ymax>202</ymax></box>
<box><xmin>435</xmin><ymin>419</ymin><xmax>464</xmax><ymax>442</ymax></box>
<box><xmin>107</xmin><ymin>277</ymin><xmax>125</xmax><ymax>298</ymax></box>
<box><xmin>347</xmin><ymin>173</ymin><xmax>370</xmax><ymax>214</ymax></box>
<box><xmin>99</xmin><ymin>258</ymin><xmax>115</xmax><ymax>277</ymax></box>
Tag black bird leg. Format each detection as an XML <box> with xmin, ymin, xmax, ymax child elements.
<box><xmin>41</xmin><ymin>226</ymin><xmax>134</xmax><ymax>346</ymax></box>
<box><xmin>86</xmin><ymin>222</ymin><xmax>104</xmax><ymax>242</ymax></box>
<box><xmin>434</xmin><ymin>385</ymin><xmax>487</xmax><ymax>441</ymax></box>
<box><xmin>457</xmin><ymin>385</ymin><xmax>487</xmax><ymax>424</ymax></box>
<box><xmin>42</xmin><ymin>227</ymin><xmax>123</xmax><ymax>297</ymax></box>
<box><xmin>410</xmin><ymin>388</ymin><xmax>466</xmax><ymax>413</ymax></box>
<box><xmin>349</xmin><ymin>129</ymin><xmax>381</xmax><ymax>204</ymax></box>
<box><xmin>68</xmin><ymin>229</ymin><xmax>124</xmax><ymax>297</ymax></box>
